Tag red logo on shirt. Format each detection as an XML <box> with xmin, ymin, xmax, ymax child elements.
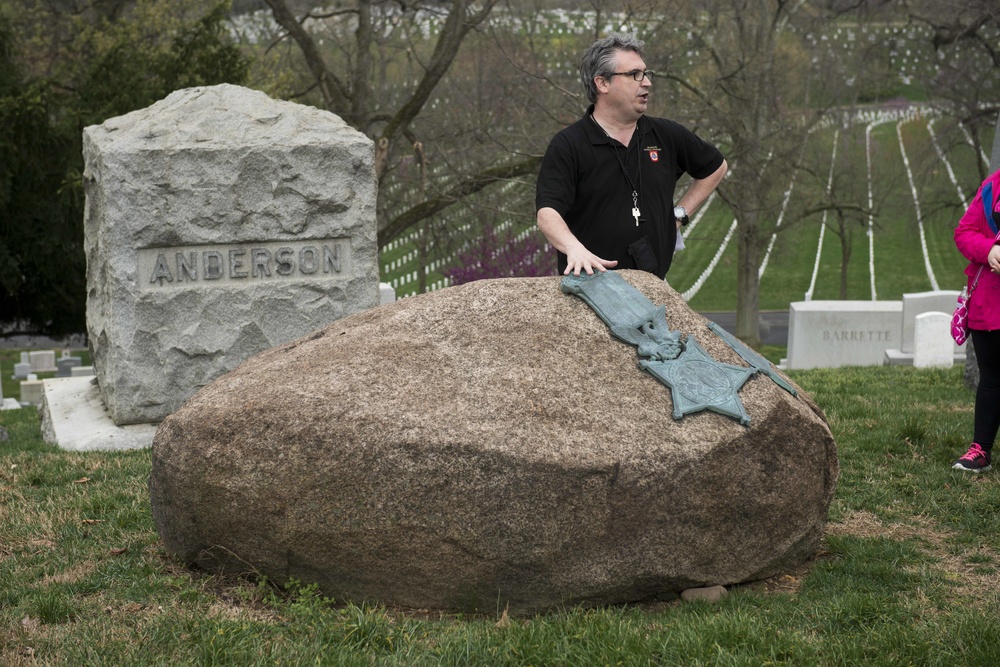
<box><xmin>649</xmin><ymin>150</ymin><xmax>659</xmax><ymax>162</ymax></box>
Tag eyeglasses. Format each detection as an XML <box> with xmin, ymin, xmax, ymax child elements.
<box><xmin>606</xmin><ymin>69</ymin><xmax>655</xmax><ymax>82</ymax></box>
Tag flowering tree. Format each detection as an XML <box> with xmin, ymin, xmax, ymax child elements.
<box><xmin>442</xmin><ymin>225</ymin><xmax>555</xmax><ymax>286</ymax></box>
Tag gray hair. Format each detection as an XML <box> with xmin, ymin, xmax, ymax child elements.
<box><xmin>579</xmin><ymin>33</ymin><xmax>646</xmax><ymax>104</ymax></box>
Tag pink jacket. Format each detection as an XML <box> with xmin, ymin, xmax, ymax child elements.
<box><xmin>955</xmin><ymin>169</ymin><xmax>1000</xmax><ymax>331</ymax></box>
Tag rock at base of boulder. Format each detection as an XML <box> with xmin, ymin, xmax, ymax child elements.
<box><xmin>681</xmin><ymin>585</ymin><xmax>729</xmax><ymax>603</ymax></box>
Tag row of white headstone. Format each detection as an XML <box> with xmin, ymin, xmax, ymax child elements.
<box><xmin>3</xmin><ymin>350</ymin><xmax>95</xmax><ymax>409</ymax></box>
<box><xmin>12</xmin><ymin>350</ymin><xmax>88</xmax><ymax>379</ymax></box>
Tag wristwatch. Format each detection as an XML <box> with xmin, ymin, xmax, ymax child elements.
<box><xmin>674</xmin><ymin>206</ymin><xmax>690</xmax><ymax>226</ymax></box>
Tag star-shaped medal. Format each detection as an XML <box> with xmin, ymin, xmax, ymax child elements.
<box><xmin>562</xmin><ymin>272</ymin><xmax>759</xmax><ymax>426</ymax></box>
<box><xmin>640</xmin><ymin>336</ymin><xmax>756</xmax><ymax>425</ymax></box>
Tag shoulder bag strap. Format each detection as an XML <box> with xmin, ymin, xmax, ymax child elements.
<box><xmin>984</xmin><ymin>180</ymin><xmax>998</xmax><ymax>235</ymax></box>
<box><xmin>969</xmin><ymin>179</ymin><xmax>1000</xmax><ymax>296</ymax></box>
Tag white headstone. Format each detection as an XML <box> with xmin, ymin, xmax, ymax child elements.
<box><xmin>56</xmin><ymin>350</ymin><xmax>82</xmax><ymax>377</ymax></box>
<box><xmin>379</xmin><ymin>282</ymin><xmax>396</xmax><ymax>305</ymax></box>
<box><xmin>13</xmin><ymin>352</ymin><xmax>31</xmax><ymax>380</ymax></box>
<box><xmin>20</xmin><ymin>377</ymin><xmax>44</xmax><ymax>405</ymax></box>
<box><xmin>899</xmin><ymin>291</ymin><xmax>962</xmax><ymax>354</ymax></box>
<box><xmin>784</xmin><ymin>300</ymin><xmax>902</xmax><ymax>370</ymax></box>
<box><xmin>70</xmin><ymin>366</ymin><xmax>96</xmax><ymax>377</ymax></box>
<box><xmin>83</xmin><ymin>84</ymin><xmax>379</xmax><ymax>425</ymax></box>
<box><xmin>29</xmin><ymin>350</ymin><xmax>57</xmax><ymax>373</ymax></box>
<box><xmin>913</xmin><ymin>311</ymin><xmax>954</xmax><ymax>369</ymax></box>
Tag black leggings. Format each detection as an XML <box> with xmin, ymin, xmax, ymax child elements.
<box><xmin>971</xmin><ymin>329</ymin><xmax>1000</xmax><ymax>450</ymax></box>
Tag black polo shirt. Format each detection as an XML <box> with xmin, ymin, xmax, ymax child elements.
<box><xmin>536</xmin><ymin>106</ymin><xmax>725</xmax><ymax>278</ymax></box>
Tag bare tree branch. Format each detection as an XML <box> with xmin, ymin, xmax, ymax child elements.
<box><xmin>373</xmin><ymin>0</ymin><xmax>501</xmax><ymax>180</ymax></box>
<box><xmin>263</xmin><ymin>0</ymin><xmax>351</xmax><ymax>115</ymax></box>
<box><xmin>378</xmin><ymin>155</ymin><xmax>540</xmax><ymax>246</ymax></box>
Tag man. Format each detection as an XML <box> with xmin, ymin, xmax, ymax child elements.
<box><xmin>536</xmin><ymin>33</ymin><xmax>728</xmax><ymax>278</ymax></box>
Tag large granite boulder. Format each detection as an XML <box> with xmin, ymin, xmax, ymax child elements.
<box><xmin>150</xmin><ymin>270</ymin><xmax>838</xmax><ymax>613</ymax></box>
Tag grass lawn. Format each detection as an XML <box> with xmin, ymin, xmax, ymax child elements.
<box><xmin>646</xmin><ymin>115</ymin><xmax>984</xmax><ymax>313</ymax></box>
<box><xmin>2</xmin><ymin>362</ymin><xmax>998</xmax><ymax>665</ymax></box>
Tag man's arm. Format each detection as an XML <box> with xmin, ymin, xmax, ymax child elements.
<box><xmin>675</xmin><ymin>159</ymin><xmax>728</xmax><ymax>227</ymax></box>
<box><xmin>537</xmin><ymin>207</ymin><xmax>619</xmax><ymax>276</ymax></box>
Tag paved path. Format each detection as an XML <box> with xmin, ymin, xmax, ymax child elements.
<box><xmin>0</xmin><ymin>333</ymin><xmax>86</xmax><ymax>349</ymax></box>
<box><xmin>699</xmin><ymin>311</ymin><xmax>789</xmax><ymax>347</ymax></box>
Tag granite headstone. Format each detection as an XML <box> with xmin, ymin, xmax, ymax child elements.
<box><xmin>83</xmin><ymin>84</ymin><xmax>379</xmax><ymax>425</ymax></box>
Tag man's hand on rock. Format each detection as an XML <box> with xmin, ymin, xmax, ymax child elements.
<box><xmin>563</xmin><ymin>247</ymin><xmax>618</xmax><ymax>276</ymax></box>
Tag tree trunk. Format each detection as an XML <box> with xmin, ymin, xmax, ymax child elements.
<box><xmin>839</xmin><ymin>227</ymin><xmax>852</xmax><ymax>300</ymax></box>
<box><xmin>416</xmin><ymin>223</ymin><xmax>428</xmax><ymax>295</ymax></box>
<box><xmin>964</xmin><ymin>337</ymin><xmax>979</xmax><ymax>390</ymax></box>
<box><xmin>735</xmin><ymin>215</ymin><xmax>761</xmax><ymax>348</ymax></box>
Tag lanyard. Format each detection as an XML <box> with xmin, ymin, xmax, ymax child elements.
<box><xmin>592</xmin><ymin>114</ymin><xmax>644</xmax><ymax>226</ymax></box>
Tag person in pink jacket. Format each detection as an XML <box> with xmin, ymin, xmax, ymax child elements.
<box><xmin>953</xmin><ymin>168</ymin><xmax>1000</xmax><ymax>472</ymax></box>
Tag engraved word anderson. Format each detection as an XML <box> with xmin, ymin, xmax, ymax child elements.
<box><xmin>138</xmin><ymin>239</ymin><xmax>349</xmax><ymax>291</ymax></box>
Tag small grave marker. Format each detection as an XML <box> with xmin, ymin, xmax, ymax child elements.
<box><xmin>20</xmin><ymin>374</ymin><xmax>44</xmax><ymax>406</ymax></box>
<box><xmin>29</xmin><ymin>350</ymin><xmax>57</xmax><ymax>373</ymax></box>
<box><xmin>56</xmin><ymin>350</ymin><xmax>83</xmax><ymax>377</ymax></box>
<box><xmin>12</xmin><ymin>352</ymin><xmax>31</xmax><ymax>380</ymax></box>
<box><xmin>913</xmin><ymin>312</ymin><xmax>953</xmax><ymax>369</ymax></box>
